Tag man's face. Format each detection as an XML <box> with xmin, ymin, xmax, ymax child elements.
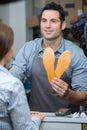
<box><xmin>40</xmin><ymin>10</ymin><xmax>65</xmax><ymax>40</ymax></box>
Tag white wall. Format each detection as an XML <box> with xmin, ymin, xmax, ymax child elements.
<box><xmin>0</xmin><ymin>4</ymin><xmax>10</xmax><ymax>24</ymax></box>
<box><xmin>9</xmin><ymin>1</ymin><xmax>26</xmax><ymax>56</ymax></box>
<box><xmin>0</xmin><ymin>0</ymin><xmax>33</xmax><ymax>56</ymax></box>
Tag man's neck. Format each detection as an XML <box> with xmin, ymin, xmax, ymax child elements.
<box><xmin>42</xmin><ymin>36</ymin><xmax>62</xmax><ymax>50</ymax></box>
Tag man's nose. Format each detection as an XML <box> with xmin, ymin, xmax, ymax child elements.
<box><xmin>46</xmin><ymin>21</ymin><xmax>51</xmax><ymax>27</ymax></box>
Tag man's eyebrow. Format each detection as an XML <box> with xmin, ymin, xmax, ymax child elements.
<box><xmin>50</xmin><ymin>18</ymin><xmax>58</xmax><ymax>20</ymax></box>
<box><xmin>41</xmin><ymin>18</ymin><xmax>58</xmax><ymax>20</ymax></box>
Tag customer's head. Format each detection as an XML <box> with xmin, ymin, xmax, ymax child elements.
<box><xmin>0</xmin><ymin>23</ymin><xmax>14</xmax><ymax>63</ymax></box>
<box><xmin>40</xmin><ymin>2</ymin><xmax>65</xmax><ymax>23</ymax></box>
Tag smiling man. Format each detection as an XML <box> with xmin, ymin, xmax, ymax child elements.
<box><xmin>10</xmin><ymin>2</ymin><xmax>87</xmax><ymax>112</ymax></box>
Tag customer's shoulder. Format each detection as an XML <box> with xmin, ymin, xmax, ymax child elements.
<box><xmin>7</xmin><ymin>74</ymin><xmax>22</xmax><ymax>87</ymax></box>
<box><xmin>0</xmin><ymin>71</ymin><xmax>23</xmax><ymax>93</ymax></box>
<box><xmin>9</xmin><ymin>76</ymin><xmax>24</xmax><ymax>93</ymax></box>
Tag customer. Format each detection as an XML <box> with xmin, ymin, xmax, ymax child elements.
<box><xmin>10</xmin><ymin>2</ymin><xmax>87</xmax><ymax>112</ymax></box>
<box><xmin>0</xmin><ymin>23</ymin><xmax>44</xmax><ymax>130</ymax></box>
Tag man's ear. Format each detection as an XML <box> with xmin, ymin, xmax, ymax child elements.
<box><xmin>61</xmin><ymin>21</ymin><xmax>66</xmax><ymax>31</ymax></box>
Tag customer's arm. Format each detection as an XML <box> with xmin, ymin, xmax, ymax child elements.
<box><xmin>8</xmin><ymin>78</ymin><xmax>44</xmax><ymax>130</ymax></box>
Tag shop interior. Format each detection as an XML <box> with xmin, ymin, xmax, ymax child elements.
<box><xmin>0</xmin><ymin>0</ymin><xmax>87</xmax><ymax>130</ymax></box>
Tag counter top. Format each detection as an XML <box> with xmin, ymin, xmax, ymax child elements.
<box><xmin>42</xmin><ymin>112</ymin><xmax>87</xmax><ymax>123</ymax></box>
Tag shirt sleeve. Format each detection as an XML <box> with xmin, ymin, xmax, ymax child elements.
<box><xmin>10</xmin><ymin>45</ymin><xmax>27</xmax><ymax>80</ymax></box>
<box><xmin>71</xmin><ymin>49</ymin><xmax>87</xmax><ymax>92</ymax></box>
<box><xmin>10</xmin><ymin>40</ymin><xmax>37</xmax><ymax>81</ymax></box>
<box><xmin>8</xmin><ymin>79</ymin><xmax>41</xmax><ymax>130</ymax></box>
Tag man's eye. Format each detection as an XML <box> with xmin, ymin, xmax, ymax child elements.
<box><xmin>51</xmin><ymin>20</ymin><xmax>57</xmax><ymax>23</ymax></box>
<box><xmin>41</xmin><ymin>19</ymin><xmax>46</xmax><ymax>22</ymax></box>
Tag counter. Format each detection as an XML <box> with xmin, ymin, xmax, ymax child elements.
<box><xmin>40</xmin><ymin>113</ymin><xmax>87</xmax><ymax>130</ymax></box>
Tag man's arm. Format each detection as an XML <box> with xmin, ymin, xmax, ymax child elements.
<box><xmin>50</xmin><ymin>78</ymin><xmax>87</xmax><ymax>105</ymax></box>
<box><xmin>65</xmin><ymin>88</ymin><xmax>87</xmax><ymax>105</ymax></box>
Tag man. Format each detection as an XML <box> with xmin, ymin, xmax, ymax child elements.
<box><xmin>10</xmin><ymin>2</ymin><xmax>87</xmax><ymax>112</ymax></box>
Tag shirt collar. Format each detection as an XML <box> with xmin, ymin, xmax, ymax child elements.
<box><xmin>54</xmin><ymin>38</ymin><xmax>65</xmax><ymax>55</ymax></box>
<box><xmin>38</xmin><ymin>38</ymin><xmax>65</xmax><ymax>54</ymax></box>
<box><xmin>38</xmin><ymin>38</ymin><xmax>44</xmax><ymax>54</ymax></box>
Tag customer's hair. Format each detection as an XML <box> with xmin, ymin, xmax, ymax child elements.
<box><xmin>0</xmin><ymin>23</ymin><xmax>14</xmax><ymax>61</ymax></box>
<box><xmin>40</xmin><ymin>2</ymin><xmax>65</xmax><ymax>23</ymax></box>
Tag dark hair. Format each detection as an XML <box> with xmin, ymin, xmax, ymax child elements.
<box><xmin>0</xmin><ymin>23</ymin><xmax>14</xmax><ymax>61</ymax></box>
<box><xmin>40</xmin><ymin>2</ymin><xmax>65</xmax><ymax>23</ymax></box>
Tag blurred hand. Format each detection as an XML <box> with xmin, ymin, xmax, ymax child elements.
<box><xmin>30</xmin><ymin>111</ymin><xmax>40</xmax><ymax>115</ymax></box>
<box><xmin>31</xmin><ymin>111</ymin><xmax>45</xmax><ymax>120</ymax></box>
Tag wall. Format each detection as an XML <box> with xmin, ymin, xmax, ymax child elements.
<box><xmin>0</xmin><ymin>0</ymin><xmax>33</xmax><ymax>56</ymax></box>
<box><xmin>25</xmin><ymin>0</ymin><xmax>33</xmax><ymax>41</ymax></box>
<box><xmin>0</xmin><ymin>4</ymin><xmax>10</xmax><ymax>24</ymax></box>
<box><xmin>9</xmin><ymin>0</ymin><xmax>26</xmax><ymax>56</ymax></box>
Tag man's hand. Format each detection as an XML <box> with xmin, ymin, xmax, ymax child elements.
<box><xmin>50</xmin><ymin>78</ymin><xmax>87</xmax><ymax>105</ymax></box>
<box><xmin>50</xmin><ymin>77</ymin><xmax>69</xmax><ymax>97</ymax></box>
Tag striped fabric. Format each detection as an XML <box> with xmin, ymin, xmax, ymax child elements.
<box><xmin>0</xmin><ymin>65</ymin><xmax>41</xmax><ymax>130</ymax></box>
